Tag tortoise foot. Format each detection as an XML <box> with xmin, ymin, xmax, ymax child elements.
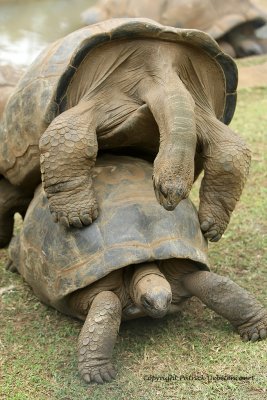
<box><xmin>199</xmin><ymin>170</ymin><xmax>239</xmax><ymax>242</ymax></box>
<box><xmin>47</xmin><ymin>180</ymin><xmax>98</xmax><ymax>228</ymax></box>
<box><xmin>152</xmin><ymin>174</ymin><xmax>188</xmax><ymax>211</ymax></box>
<box><xmin>152</xmin><ymin>152</ymin><xmax>193</xmax><ymax>212</ymax></box>
<box><xmin>79</xmin><ymin>360</ymin><xmax>117</xmax><ymax>384</ymax></box>
<box><xmin>238</xmin><ymin>310</ymin><xmax>267</xmax><ymax>342</ymax></box>
<box><xmin>199</xmin><ymin>212</ymin><xmax>225</xmax><ymax>243</ymax></box>
<box><xmin>197</xmin><ymin>117</ymin><xmax>251</xmax><ymax>242</ymax></box>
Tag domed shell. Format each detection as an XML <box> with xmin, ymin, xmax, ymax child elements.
<box><xmin>81</xmin><ymin>0</ymin><xmax>267</xmax><ymax>40</ymax></box>
<box><xmin>0</xmin><ymin>64</ymin><xmax>23</xmax><ymax>119</ymax></box>
<box><xmin>2</xmin><ymin>18</ymin><xmax>237</xmax><ymax>183</ymax></box>
<box><xmin>12</xmin><ymin>155</ymin><xmax>209</xmax><ymax>316</ymax></box>
<box><xmin>161</xmin><ymin>0</ymin><xmax>267</xmax><ymax>40</ymax></box>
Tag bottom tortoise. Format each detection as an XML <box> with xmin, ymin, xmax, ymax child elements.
<box><xmin>8</xmin><ymin>155</ymin><xmax>267</xmax><ymax>384</ymax></box>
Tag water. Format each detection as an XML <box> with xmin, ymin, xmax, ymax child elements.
<box><xmin>0</xmin><ymin>0</ymin><xmax>96</xmax><ymax>66</ymax></box>
<box><xmin>1</xmin><ymin>0</ymin><xmax>267</xmax><ymax>67</ymax></box>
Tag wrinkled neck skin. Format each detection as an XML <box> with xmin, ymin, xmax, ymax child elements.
<box><xmin>130</xmin><ymin>262</ymin><xmax>172</xmax><ymax>318</ymax></box>
<box><xmin>66</xmin><ymin>39</ymin><xmax>198</xmax><ymax>211</ymax></box>
<box><xmin>159</xmin><ymin>258</ymin><xmax>199</xmax><ymax>304</ymax></box>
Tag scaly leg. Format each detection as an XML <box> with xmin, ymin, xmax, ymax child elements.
<box><xmin>182</xmin><ymin>271</ymin><xmax>267</xmax><ymax>341</ymax></box>
<box><xmin>77</xmin><ymin>291</ymin><xmax>122</xmax><ymax>384</ymax></box>
<box><xmin>178</xmin><ymin>60</ymin><xmax>251</xmax><ymax>242</ymax></box>
<box><xmin>197</xmin><ymin>115</ymin><xmax>251</xmax><ymax>242</ymax></box>
<box><xmin>39</xmin><ymin>103</ymin><xmax>98</xmax><ymax>228</ymax></box>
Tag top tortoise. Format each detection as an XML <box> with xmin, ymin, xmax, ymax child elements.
<box><xmin>81</xmin><ymin>0</ymin><xmax>267</xmax><ymax>57</ymax></box>
<box><xmin>0</xmin><ymin>64</ymin><xmax>23</xmax><ymax>119</ymax></box>
<box><xmin>0</xmin><ymin>18</ymin><xmax>250</xmax><ymax>248</ymax></box>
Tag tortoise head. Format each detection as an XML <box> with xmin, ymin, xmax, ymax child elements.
<box><xmin>130</xmin><ymin>263</ymin><xmax>172</xmax><ymax>318</ymax></box>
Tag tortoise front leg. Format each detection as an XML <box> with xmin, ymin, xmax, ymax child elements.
<box><xmin>77</xmin><ymin>291</ymin><xmax>122</xmax><ymax>384</ymax></box>
<box><xmin>182</xmin><ymin>271</ymin><xmax>267</xmax><ymax>342</ymax></box>
<box><xmin>39</xmin><ymin>103</ymin><xmax>98</xmax><ymax>227</ymax></box>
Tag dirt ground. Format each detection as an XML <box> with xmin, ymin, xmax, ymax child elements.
<box><xmin>237</xmin><ymin>55</ymin><xmax>267</xmax><ymax>88</ymax></box>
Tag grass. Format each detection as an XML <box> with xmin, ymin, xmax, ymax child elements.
<box><xmin>235</xmin><ymin>54</ymin><xmax>267</xmax><ymax>68</ymax></box>
<box><xmin>0</xmin><ymin>87</ymin><xmax>267</xmax><ymax>400</ymax></box>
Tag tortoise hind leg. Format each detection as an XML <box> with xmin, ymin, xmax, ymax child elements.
<box><xmin>179</xmin><ymin>62</ymin><xmax>250</xmax><ymax>241</ymax></box>
<box><xmin>181</xmin><ymin>270</ymin><xmax>267</xmax><ymax>342</ymax></box>
<box><xmin>197</xmin><ymin>116</ymin><xmax>251</xmax><ymax>242</ymax></box>
<box><xmin>70</xmin><ymin>290</ymin><xmax>122</xmax><ymax>384</ymax></box>
<box><xmin>0</xmin><ymin>177</ymin><xmax>33</xmax><ymax>248</ymax></box>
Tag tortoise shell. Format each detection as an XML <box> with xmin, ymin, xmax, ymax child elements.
<box><xmin>81</xmin><ymin>0</ymin><xmax>267</xmax><ymax>40</ymax></box>
<box><xmin>0</xmin><ymin>18</ymin><xmax>237</xmax><ymax>185</ymax></box>
<box><xmin>11</xmin><ymin>155</ymin><xmax>209</xmax><ymax>317</ymax></box>
<box><xmin>160</xmin><ymin>0</ymin><xmax>267</xmax><ymax>40</ymax></box>
<box><xmin>0</xmin><ymin>64</ymin><xmax>23</xmax><ymax>119</ymax></box>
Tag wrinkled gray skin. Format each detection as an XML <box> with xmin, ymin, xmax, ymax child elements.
<box><xmin>54</xmin><ymin>259</ymin><xmax>266</xmax><ymax>384</ymax></box>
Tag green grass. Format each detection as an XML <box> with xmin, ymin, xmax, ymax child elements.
<box><xmin>0</xmin><ymin>87</ymin><xmax>267</xmax><ymax>400</ymax></box>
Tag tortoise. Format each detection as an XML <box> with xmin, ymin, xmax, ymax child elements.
<box><xmin>0</xmin><ymin>18</ymin><xmax>250</xmax><ymax>249</ymax></box>
<box><xmin>0</xmin><ymin>64</ymin><xmax>23</xmax><ymax>119</ymax></box>
<box><xmin>81</xmin><ymin>0</ymin><xmax>267</xmax><ymax>58</ymax></box>
<box><xmin>8</xmin><ymin>155</ymin><xmax>267</xmax><ymax>384</ymax></box>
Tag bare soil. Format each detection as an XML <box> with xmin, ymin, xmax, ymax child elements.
<box><xmin>238</xmin><ymin>56</ymin><xmax>267</xmax><ymax>88</ymax></box>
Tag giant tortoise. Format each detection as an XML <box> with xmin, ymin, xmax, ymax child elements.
<box><xmin>0</xmin><ymin>18</ymin><xmax>250</xmax><ymax>248</ymax></box>
<box><xmin>81</xmin><ymin>0</ymin><xmax>267</xmax><ymax>57</ymax></box>
<box><xmin>8</xmin><ymin>155</ymin><xmax>267</xmax><ymax>384</ymax></box>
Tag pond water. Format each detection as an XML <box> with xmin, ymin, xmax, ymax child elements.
<box><xmin>1</xmin><ymin>0</ymin><xmax>267</xmax><ymax>67</ymax></box>
<box><xmin>0</xmin><ymin>0</ymin><xmax>96</xmax><ymax>66</ymax></box>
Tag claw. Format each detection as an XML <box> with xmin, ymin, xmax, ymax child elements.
<box><xmin>107</xmin><ymin>365</ymin><xmax>117</xmax><ymax>379</ymax></box>
<box><xmin>102</xmin><ymin>372</ymin><xmax>113</xmax><ymax>382</ymax></box>
<box><xmin>81</xmin><ymin>213</ymin><xmax>92</xmax><ymax>225</ymax></box>
<box><xmin>92</xmin><ymin>373</ymin><xmax>104</xmax><ymax>384</ymax></box>
<box><xmin>59</xmin><ymin>216</ymin><xmax>69</xmax><ymax>227</ymax></box>
<box><xmin>158</xmin><ymin>183</ymin><xmax>168</xmax><ymax>199</ymax></box>
<box><xmin>92</xmin><ymin>209</ymin><xmax>98</xmax><ymax>220</ymax></box>
<box><xmin>204</xmin><ymin>229</ymin><xmax>218</xmax><ymax>239</ymax></box>
<box><xmin>51</xmin><ymin>212</ymin><xmax>58</xmax><ymax>223</ymax></box>
<box><xmin>259</xmin><ymin>329</ymin><xmax>267</xmax><ymax>340</ymax></box>
<box><xmin>251</xmin><ymin>332</ymin><xmax>259</xmax><ymax>342</ymax></box>
<box><xmin>71</xmin><ymin>217</ymin><xmax>83</xmax><ymax>228</ymax></box>
<box><xmin>242</xmin><ymin>334</ymin><xmax>249</xmax><ymax>342</ymax></box>
<box><xmin>200</xmin><ymin>218</ymin><xmax>214</xmax><ymax>232</ymax></box>
<box><xmin>210</xmin><ymin>233</ymin><xmax>222</xmax><ymax>242</ymax></box>
<box><xmin>83</xmin><ymin>373</ymin><xmax>91</xmax><ymax>383</ymax></box>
